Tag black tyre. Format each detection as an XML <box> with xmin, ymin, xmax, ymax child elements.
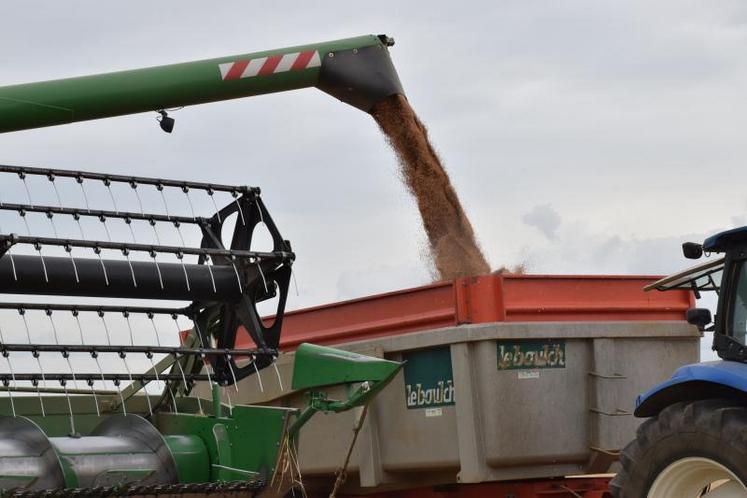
<box><xmin>610</xmin><ymin>399</ymin><xmax>747</xmax><ymax>497</ymax></box>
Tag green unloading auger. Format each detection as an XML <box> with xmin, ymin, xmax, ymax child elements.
<box><xmin>0</xmin><ymin>34</ymin><xmax>405</xmax><ymax>497</ymax></box>
<box><xmin>0</xmin><ymin>34</ymin><xmax>403</xmax><ymax>133</ymax></box>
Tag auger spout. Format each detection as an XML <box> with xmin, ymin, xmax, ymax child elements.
<box><xmin>0</xmin><ymin>34</ymin><xmax>403</xmax><ymax>133</ymax></box>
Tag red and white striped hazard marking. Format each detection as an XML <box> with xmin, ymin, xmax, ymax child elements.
<box><xmin>218</xmin><ymin>50</ymin><xmax>322</xmax><ymax>81</ymax></box>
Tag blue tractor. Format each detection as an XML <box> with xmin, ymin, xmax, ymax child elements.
<box><xmin>611</xmin><ymin>227</ymin><xmax>747</xmax><ymax>497</ymax></box>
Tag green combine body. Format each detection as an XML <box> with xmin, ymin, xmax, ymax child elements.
<box><xmin>0</xmin><ymin>34</ymin><xmax>405</xmax><ymax>496</ymax></box>
<box><xmin>0</xmin><ymin>344</ymin><xmax>400</xmax><ymax>496</ymax></box>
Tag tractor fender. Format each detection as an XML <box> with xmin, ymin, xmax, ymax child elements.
<box><xmin>635</xmin><ymin>360</ymin><xmax>747</xmax><ymax>417</ymax></box>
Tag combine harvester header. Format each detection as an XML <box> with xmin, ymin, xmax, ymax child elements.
<box><xmin>0</xmin><ymin>34</ymin><xmax>403</xmax><ymax>133</ymax></box>
<box><xmin>0</xmin><ymin>164</ymin><xmax>402</xmax><ymax>496</ymax></box>
<box><xmin>0</xmin><ymin>33</ymin><xmax>409</xmax><ymax>496</ymax></box>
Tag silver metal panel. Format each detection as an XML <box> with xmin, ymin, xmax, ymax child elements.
<box><xmin>51</xmin><ymin>414</ymin><xmax>178</xmax><ymax>489</ymax></box>
<box><xmin>0</xmin><ymin>416</ymin><xmax>65</xmax><ymax>492</ymax></box>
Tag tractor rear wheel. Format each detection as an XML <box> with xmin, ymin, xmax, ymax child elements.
<box><xmin>610</xmin><ymin>399</ymin><xmax>747</xmax><ymax>498</ymax></box>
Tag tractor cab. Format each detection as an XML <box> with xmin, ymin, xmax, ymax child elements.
<box><xmin>646</xmin><ymin>226</ymin><xmax>747</xmax><ymax>363</ymax></box>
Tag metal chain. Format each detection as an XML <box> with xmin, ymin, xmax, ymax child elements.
<box><xmin>2</xmin><ymin>479</ymin><xmax>265</xmax><ymax>498</ymax></box>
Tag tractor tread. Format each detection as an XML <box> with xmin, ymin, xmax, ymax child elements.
<box><xmin>610</xmin><ymin>399</ymin><xmax>747</xmax><ymax>498</ymax></box>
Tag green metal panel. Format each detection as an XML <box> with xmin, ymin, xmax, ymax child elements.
<box><xmin>156</xmin><ymin>405</ymin><xmax>292</xmax><ymax>481</ymax></box>
<box><xmin>164</xmin><ymin>435</ymin><xmax>210</xmax><ymax>484</ymax></box>
<box><xmin>291</xmin><ymin>343</ymin><xmax>401</xmax><ymax>391</ymax></box>
<box><xmin>403</xmin><ymin>347</ymin><xmax>455</xmax><ymax>409</ymax></box>
<box><xmin>0</xmin><ymin>35</ymin><xmax>388</xmax><ymax>133</ymax></box>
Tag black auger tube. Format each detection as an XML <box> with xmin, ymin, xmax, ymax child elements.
<box><xmin>0</xmin><ymin>254</ymin><xmax>256</xmax><ymax>301</ymax></box>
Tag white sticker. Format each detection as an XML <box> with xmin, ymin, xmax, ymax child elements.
<box><xmin>425</xmin><ymin>407</ymin><xmax>443</xmax><ymax>418</ymax></box>
<box><xmin>518</xmin><ymin>370</ymin><xmax>540</xmax><ymax>379</ymax></box>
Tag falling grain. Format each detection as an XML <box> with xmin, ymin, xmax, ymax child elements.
<box><xmin>371</xmin><ymin>95</ymin><xmax>490</xmax><ymax>280</ymax></box>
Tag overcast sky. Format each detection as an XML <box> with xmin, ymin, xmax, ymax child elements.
<box><xmin>2</xmin><ymin>1</ymin><xmax>746</xmax><ymax>359</ymax></box>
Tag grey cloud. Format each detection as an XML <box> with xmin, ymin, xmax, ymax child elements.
<box><xmin>522</xmin><ymin>204</ymin><xmax>561</xmax><ymax>240</ymax></box>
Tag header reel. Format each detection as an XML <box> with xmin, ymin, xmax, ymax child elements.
<box><xmin>0</xmin><ymin>164</ymin><xmax>294</xmax><ymax>416</ymax></box>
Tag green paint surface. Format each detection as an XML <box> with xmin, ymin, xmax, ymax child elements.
<box><xmin>0</xmin><ymin>35</ymin><xmax>383</xmax><ymax>133</ymax></box>
<box><xmin>496</xmin><ymin>340</ymin><xmax>566</xmax><ymax>370</ymax></box>
<box><xmin>157</xmin><ymin>405</ymin><xmax>290</xmax><ymax>482</ymax></box>
<box><xmin>403</xmin><ymin>347</ymin><xmax>455</xmax><ymax>409</ymax></box>
<box><xmin>291</xmin><ymin>343</ymin><xmax>401</xmax><ymax>391</ymax></box>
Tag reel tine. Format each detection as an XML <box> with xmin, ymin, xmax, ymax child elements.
<box><xmin>174</xmin><ymin>221</ymin><xmax>186</xmax><ymax>246</ymax></box>
<box><xmin>150</xmin><ymin>251</ymin><xmax>165</xmax><ymax>290</ymax></box>
<box><xmin>227</xmin><ymin>355</ymin><xmax>240</xmax><ymax>393</ymax></box>
<box><xmin>183</xmin><ymin>186</ymin><xmax>197</xmax><ymax>218</ymax></box>
<box><xmin>19</xmin><ymin>171</ymin><xmax>33</xmax><ymax>207</ymax></box>
<box><xmin>46</xmin><ymin>308</ymin><xmax>60</xmax><ymax>345</ymax></box>
<box><xmin>120</xmin><ymin>352</ymin><xmax>137</xmax><ymax>409</ymax></box>
<box><xmin>177</xmin><ymin>252</ymin><xmax>191</xmax><ymax>291</ymax></box>
<box><xmin>34</xmin><ymin>243</ymin><xmax>49</xmax><ymax>284</ymax></box>
<box><xmin>73</xmin><ymin>212</ymin><xmax>86</xmax><ymax>239</ymax></box>
<box><xmin>157</xmin><ymin>183</ymin><xmax>171</xmax><ymax>219</ymax></box>
<box><xmin>8</xmin><ymin>252</ymin><xmax>17</xmax><ymax>282</ymax></box>
<box><xmin>174</xmin><ymin>353</ymin><xmax>200</xmax><ymax>414</ymax></box>
<box><xmin>149</xmin><ymin>218</ymin><xmax>161</xmax><ymax>245</ymax></box>
<box><xmin>104</xmin><ymin>178</ymin><xmax>118</xmax><ymax>213</ymax></box>
<box><xmin>126</xmin><ymin>217</ymin><xmax>137</xmax><ymax>243</ymax></box>
<box><xmin>272</xmin><ymin>360</ymin><xmax>284</xmax><ymax>392</ymax></box>
<box><xmin>88</xmin><ymin>379</ymin><xmax>100</xmax><ymax>417</ymax></box>
<box><xmin>61</xmin><ymin>380</ymin><xmax>76</xmax><ymax>435</ymax></box>
<box><xmin>2</xmin><ymin>354</ymin><xmax>17</xmax><ymax>417</ymax></box>
<box><xmin>19</xmin><ymin>207</ymin><xmax>31</xmax><ymax>235</ymax></box>
<box><xmin>207</xmin><ymin>188</ymin><xmax>221</xmax><ymax>223</ymax></box>
<box><xmin>93</xmin><ymin>351</ymin><xmax>107</xmax><ymax>392</ymax></box>
<box><xmin>47</xmin><ymin>173</ymin><xmax>63</xmax><ymax>208</ymax></box>
<box><xmin>231</xmin><ymin>258</ymin><xmax>243</xmax><ymax>293</ymax></box>
<box><xmin>206</xmin><ymin>260</ymin><xmax>217</xmax><ymax>293</ymax></box>
<box><xmin>123</xmin><ymin>249</ymin><xmax>137</xmax><ymax>287</ymax></box>
<box><xmin>63</xmin><ymin>350</ymin><xmax>80</xmax><ymax>391</ymax></box>
<box><xmin>94</xmin><ymin>247</ymin><xmax>110</xmax><ymax>287</ymax></box>
<box><xmin>100</xmin><ymin>215</ymin><xmax>112</xmax><ymax>242</ymax></box>
<box><xmin>146</xmin><ymin>352</ymin><xmax>165</xmax><ymax>405</ymax></box>
<box><xmin>292</xmin><ymin>268</ymin><xmax>300</xmax><ymax>296</ymax></box>
<box><xmin>148</xmin><ymin>312</ymin><xmax>162</xmax><ymax>347</ymax></box>
<box><xmin>76</xmin><ymin>175</ymin><xmax>91</xmax><ymax>212</ymax></box>
<box><xmin>33</xmin><ymin>379</ymin><xmax>46</xmax><ymax>417</ymax></box>
<box><xmin>66</xmin><ymin>244</ymin><xmax>80</xmax><ymax>283</ymax></box>
<box><xmin>21</xmin><ymin>309</ymin><xmax>49</xmax><ymax>400</ymax></box>
<box><xmin>232</xmin><ymin>191</ymin><xmax>245</xmax><ymax>226</ymax></box>
<box><xmin>114</xmin><ymin>379</ymin><xmax>126</xmax><ymax>416</ymax></box>
<box><xmin>131</xmin><ymin>180</ymin><xmax>145</xmax><ymax>215</ymax></box>
<box><xmin>192</xmin><ymin>320</ymin><xmax>206</xmax><ymax>349</ymax></box>
<box><xmin>166</xmin><ymin>380</ymin><xmax>179</xmax><ymax>415</ymax></box>
<box><xmin>123</xmin><ymin>311</ymin><xmax>135</xmax><ymax>345</ymax></box>
<box><xmin>254</xmin><ymin>360</ymin><xmax>264</xmax><ymax>393</ymax></box>
<box><xmin>257</xmin><ymin>262</ymin><xmax>268</xmax><ymax>294</ymax></box>
<box><xmin>46</xmin><ymin>211</ymin><xmax>59</xmax><ymax>238</ymax></box>
<box><xmin>72</xmin><ymin>308</ymin><xmax>86</xmax><ymax>344</ymax></box>
<box><xmin>98</xmin><ymin>310</ymin><xmax>112</xmax><ymax>346</ymax></box>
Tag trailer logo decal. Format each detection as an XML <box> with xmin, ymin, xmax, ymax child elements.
<box><xmin>403</xmin><ymin>347</ymin><xmax>455</xmax><ymax>410</ymax></box>
<box><xmin>219</xmin><ymin>50</ymin><xmax>322</xmax><ymax>81</ymax></box>
<box><xmin>497</xmin><ymin>340</ymin><xmax>566</xmax><ymax>370</ymax></box>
